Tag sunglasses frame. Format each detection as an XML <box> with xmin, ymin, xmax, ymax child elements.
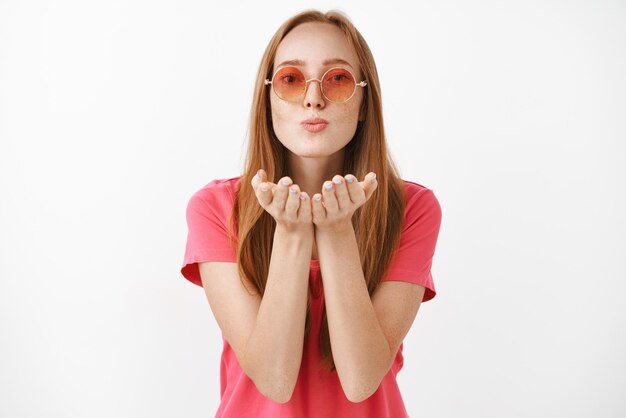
<box><xmin>264</xmin><ymin>66</ymin><xmax>367</xmax><ymax>103</ymax></box>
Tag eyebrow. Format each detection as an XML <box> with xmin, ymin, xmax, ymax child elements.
<box><xmin>275</xmin><ymin>58</ymin><xmax>354</xmax><ymax>69</ymax></box>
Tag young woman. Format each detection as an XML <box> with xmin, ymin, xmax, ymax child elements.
<box><xmin>181</xmin><ymin>9</ymin><xmax>442</xmax><ymax>418</ymax></box>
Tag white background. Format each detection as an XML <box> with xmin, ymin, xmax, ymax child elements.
<box><xmin>1</xmin><ymin>0</ymin><xmax>624</xmax><ymax>417</ymax></box>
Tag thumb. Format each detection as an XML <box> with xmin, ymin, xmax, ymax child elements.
<box><xmin>251</xmin><ymin>168</ymin><xmax>268</xmax><ymax>189</ymax></box>
<box><xmin>362</xmin><ymin>172</ymin><xmax>378</xmax><ymax>202</ymax></box>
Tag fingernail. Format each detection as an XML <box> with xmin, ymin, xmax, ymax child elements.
<box><xmin>261</xmin><ymin>186</ymin><xmax>268</xmax><ymax>192</ymax></box>
<box><xmin>281</xmin><ymin>179</ymin><xmax>290</xmax><ymax>187</ymax></box>
<box><xmin>371</xmin><ymin>173</ymin><xmax>377</xmax><ymax>184</ymax></box>
<box><xmin>314</xmin><ymin>195</ymin><xmax>321</xmax><ymax>202</ymax></box>
<box><xmin>324</xmin><ymin>183</ymin><xmax>333</xmax><ymax>191</ymax></box>
<box><xmin>299</xmin><ymin>194</ymin><xmax>307</xmax><ymax>201</ymax></box>
<box><xmin>333</xmin><ymin>178</ymin><xmax>343</xmax><ymax>185</ymax></box>
<box><xmin>346</xmin><ymin>176</ymin><xmax>354</xmax><ymax>183</ymax></box>
<box><xmin>290</xmin><ymin>187</ymin><xmax>298</xmax><ymax>195</ymax></box>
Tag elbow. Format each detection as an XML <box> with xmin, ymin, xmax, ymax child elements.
<box><xmin>345</xmin><ymin>350</ymin><xmax>393</xmax><ymax>402</ymax></box>
<box><xmin>257</xmin><ymin>377</ymin><xmax>296</xmax><ymax>404</ymax></box>
<box><xmin>268</xmin><ymin>390</ymin><xmax>295</xmax><ymax>404</ymax></box>
<box><xmin>346</xmin><ymin>386</ymin><xmax>377</xmax><ymax>404</ymax></box>
<box><xmin>343</xmin><ymin>375</ymin><xmax>383</xmax><ymax>403</ymax></box>
<box><xmin>242</xmin><ymin>350</ymin><xmax>300</xmax><ymax>403</ymax></box>
<box><xmin>246</xmin><ymin>367</ymin><xmax>297</xmax><ymax>404</ymax></box>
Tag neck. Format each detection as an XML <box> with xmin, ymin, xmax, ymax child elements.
<box><xmin>286</xmin><ymin>150</ymin><xmax>345</xmax><ymax>198</ymax></box>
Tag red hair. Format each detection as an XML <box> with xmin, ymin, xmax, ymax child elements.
<box><xmin>229</xmin><ymin>9</ymin><xmax>405</xmax><ymax>373</ymax></box>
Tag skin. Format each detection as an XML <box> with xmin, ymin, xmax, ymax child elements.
<box><xmin>199</xmin><ymin>21</ymin><xmax>426</xmax><ymax>406</ymax></box>
<box><xmin>253</xmin><ymin>21</ymin><xmax>377</xmax><ymax>246</ymax></box>
<box><xmin>246</xmin><ymin>22</ymin><xmax>401</xmax><ymax>403</ymax></box>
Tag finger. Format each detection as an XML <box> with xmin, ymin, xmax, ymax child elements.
<box><xmin>321</xmin><ymin>180</ymin><xmax>339</xmax><ymax>212</ymax></box>
<box><xmin>298</xmin><ymin>192</ymin><xmax>312</xmax><ymax>223</ymax></box>
<box><xmin>284</xmin><ymin>184</ymin><xmax>301</xmax><ymax>221</ymax></box>
<box><xmin>271</xmin><ymin>176</ymin><xmax>292</xmax><ymax>211</ymax></box>
<box><xmin>331</xmin><ymin>175</ymin><xmax>350</xmax><ymax>211</ymax></box>
<box><xmin>345</xmin><ymin>174</ymin><xmax>366</xmax><ymax>205</ymax></box>
<box><xmin>251</xmin><ymin>168</ymin><xmax>268</xmax><ymax>191</ymax></box>
<box><xmin>311</xmin><ymin>193</ymin><xmax>325</xmax><ymax>224</ymax></box>
<box><xmin>359</xmin><ymin>172</ymin><xmax>378</xmax><ymax>202</ymax></box>
<box><xmin>255</xmin><ymin>181</ymin><xmax>273</xmax><ymax>206</ymax></box>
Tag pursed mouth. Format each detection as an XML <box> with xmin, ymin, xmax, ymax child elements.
<box><xmin>301</xmin><ymin>122</ymin><xmax>328</xmax><ymax>132</ymax></box>
<box><xmin>301</xmin><ymin>117</ymin><xmax>329</xmax><ymax>125</ymax></box>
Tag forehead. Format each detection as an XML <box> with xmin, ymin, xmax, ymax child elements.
<box><xmin>274</xmin><ymin>22</ymin><xmax>360</xmax><ymax>71</ymax></box>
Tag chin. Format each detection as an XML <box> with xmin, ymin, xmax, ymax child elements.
<box><xmin>276</xmin><ymin>130</ymin><xmax>351</xmax><ymax>159</ymax></box>
<box><xmin>288</xmin><ymin>148</ymin><xmax>336</xmax><ymax>159</ymax></box>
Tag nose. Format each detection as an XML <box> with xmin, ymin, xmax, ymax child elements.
<box><xmin>303</xmin><ymin>79</ymin><xmax>326</xmax><ymax>109</ymax></box>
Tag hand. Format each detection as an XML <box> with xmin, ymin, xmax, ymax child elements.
<box><xmin>312</xmin><ymin>172</ymin><xmax>378</xmax><ymax>231</ymax></box>
<box><xmin>251</xmin><ymin>169</ymin><xmax>313</xmax><ymax>232</ymax></box>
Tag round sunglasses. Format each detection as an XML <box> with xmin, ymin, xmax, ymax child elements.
<box><xmin>264</xmin><ymin>66</ymin><xmax>367</xmax><ymax>103</ymax></box>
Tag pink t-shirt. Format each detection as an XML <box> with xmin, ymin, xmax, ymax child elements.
<box><xmin>181</xmin><ymin>176</ymin><xmax>442</xmax><ymax>418</ymax></box>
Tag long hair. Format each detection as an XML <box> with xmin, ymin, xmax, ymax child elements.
<box><xmin>230</xmin><ymin>9</ymin><xmax>405</xmax><ymax>373</ymax></box>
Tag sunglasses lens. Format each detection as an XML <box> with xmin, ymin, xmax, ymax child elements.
<box><xmin>322</xmin><ymin>68</ymin><xmax>356</xmax><ymax>102</ymax></box>
<box><xmin>270</xmin><ymin>67</ymin><xmax>358</xmax><ymax>102</ymax></box>
<box><xmin>272</xmin><ymin>67</ymin><xmax>306</xmax><ymax>101</ymax></box>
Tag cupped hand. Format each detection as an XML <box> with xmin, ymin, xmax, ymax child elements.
<box><xmin>311</xmin><ymin>172</ymin><xmax>378</xmax><ymax>230</ymax></box>
<box><xmin>251</xmin><ymin>169</ymin><xmax>313</xmax><ymax>231</ymax></box>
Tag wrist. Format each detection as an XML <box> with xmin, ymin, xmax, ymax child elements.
<box><xmin>275</xmin><ymin>222</ymin><xmax>314</xmax><ymax>239</ymax></box>
<box><xmin>272</xmin><ymin>223</ymin><xmax>314</xmax><ymax>264</ymax></box>
<box><xmin>314</xmin><ymin>221</ymin><xmax>354</xmax><ymax>237</ymax></box>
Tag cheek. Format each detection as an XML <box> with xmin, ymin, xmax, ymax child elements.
<box><xmin>269</xmin><ymin>101</ymin><xmax>303</xmax><ymax>149</ymax></box>
<box><xmin>269</xmin><ymin>96</ymin><xmax>289</xmax><ymax>132</ymax></box>
<box><xmin>339</xmin><ymin>103</ymin><xmax>360</xmax><ymax>120</ymax></box>
<box><xmin>339</xmin><ymin>90</ymin><xmax>363</xmax><ymax>121</ymax></box>
<box><xmin>334</xmin><ymin>101</ymin><xmax>361</xmax><ymax>129</ymax></box>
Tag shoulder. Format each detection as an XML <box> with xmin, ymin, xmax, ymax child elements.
<box><xmin>399</xmin><ymin>179</ymin><xmax>442</xmax><ymax>227</ymax></box>
<box><xmin>186</xmin><ymin>176</ymin><xmax>242</xmax><ymax>218</ymax></box>
<box><xmin>400</xmin><ymin>179</ymin><xmax>439</xmax><ymax>206</ymax></box>
<box><xmin>192</xmin><ymin>176</ymin><xmax>241</xmax><ymax>201</ymax></box>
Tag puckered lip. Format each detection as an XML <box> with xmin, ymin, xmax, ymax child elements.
<box><xmin>301</xmin><ymin>117</ymin><xmax>329</xmax><ymax>125</ymax></box>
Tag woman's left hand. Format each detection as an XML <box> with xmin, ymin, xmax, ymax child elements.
<box><xmin>312</xmin><ymin>172</ymin><xmax>378</xmax><ymax>231</ymax></box>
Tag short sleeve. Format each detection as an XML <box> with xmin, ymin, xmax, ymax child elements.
<box><xmin>382</xmin><ymin>184</ymin><xmax>442</xmax><ymax>302</ymax></box>
<box><xmin>180</xmin><ymin>181</ymin><xmax>238</xmax><ymax>287</ymax></box>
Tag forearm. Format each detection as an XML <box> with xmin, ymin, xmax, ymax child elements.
<box><xmin>244</xmin><ymin>224</ymin><xmax>313</xmax><ymax>402</ymax></box>
<box><xmin>315</xmin><ymin>224</ymin><xmax>391</xmax><ymax>402</ymax></box>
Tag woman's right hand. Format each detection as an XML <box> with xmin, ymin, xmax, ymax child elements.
<box><xmin>251</xmin><ymin>169</ymin><xmax>313</xmax><ymax>232</ymax></box>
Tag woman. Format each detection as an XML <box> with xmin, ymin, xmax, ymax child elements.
<box><xmin>181</xmin><ymin>9</ymin><xmax>442</xmax><ymax>418</ymax></box>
